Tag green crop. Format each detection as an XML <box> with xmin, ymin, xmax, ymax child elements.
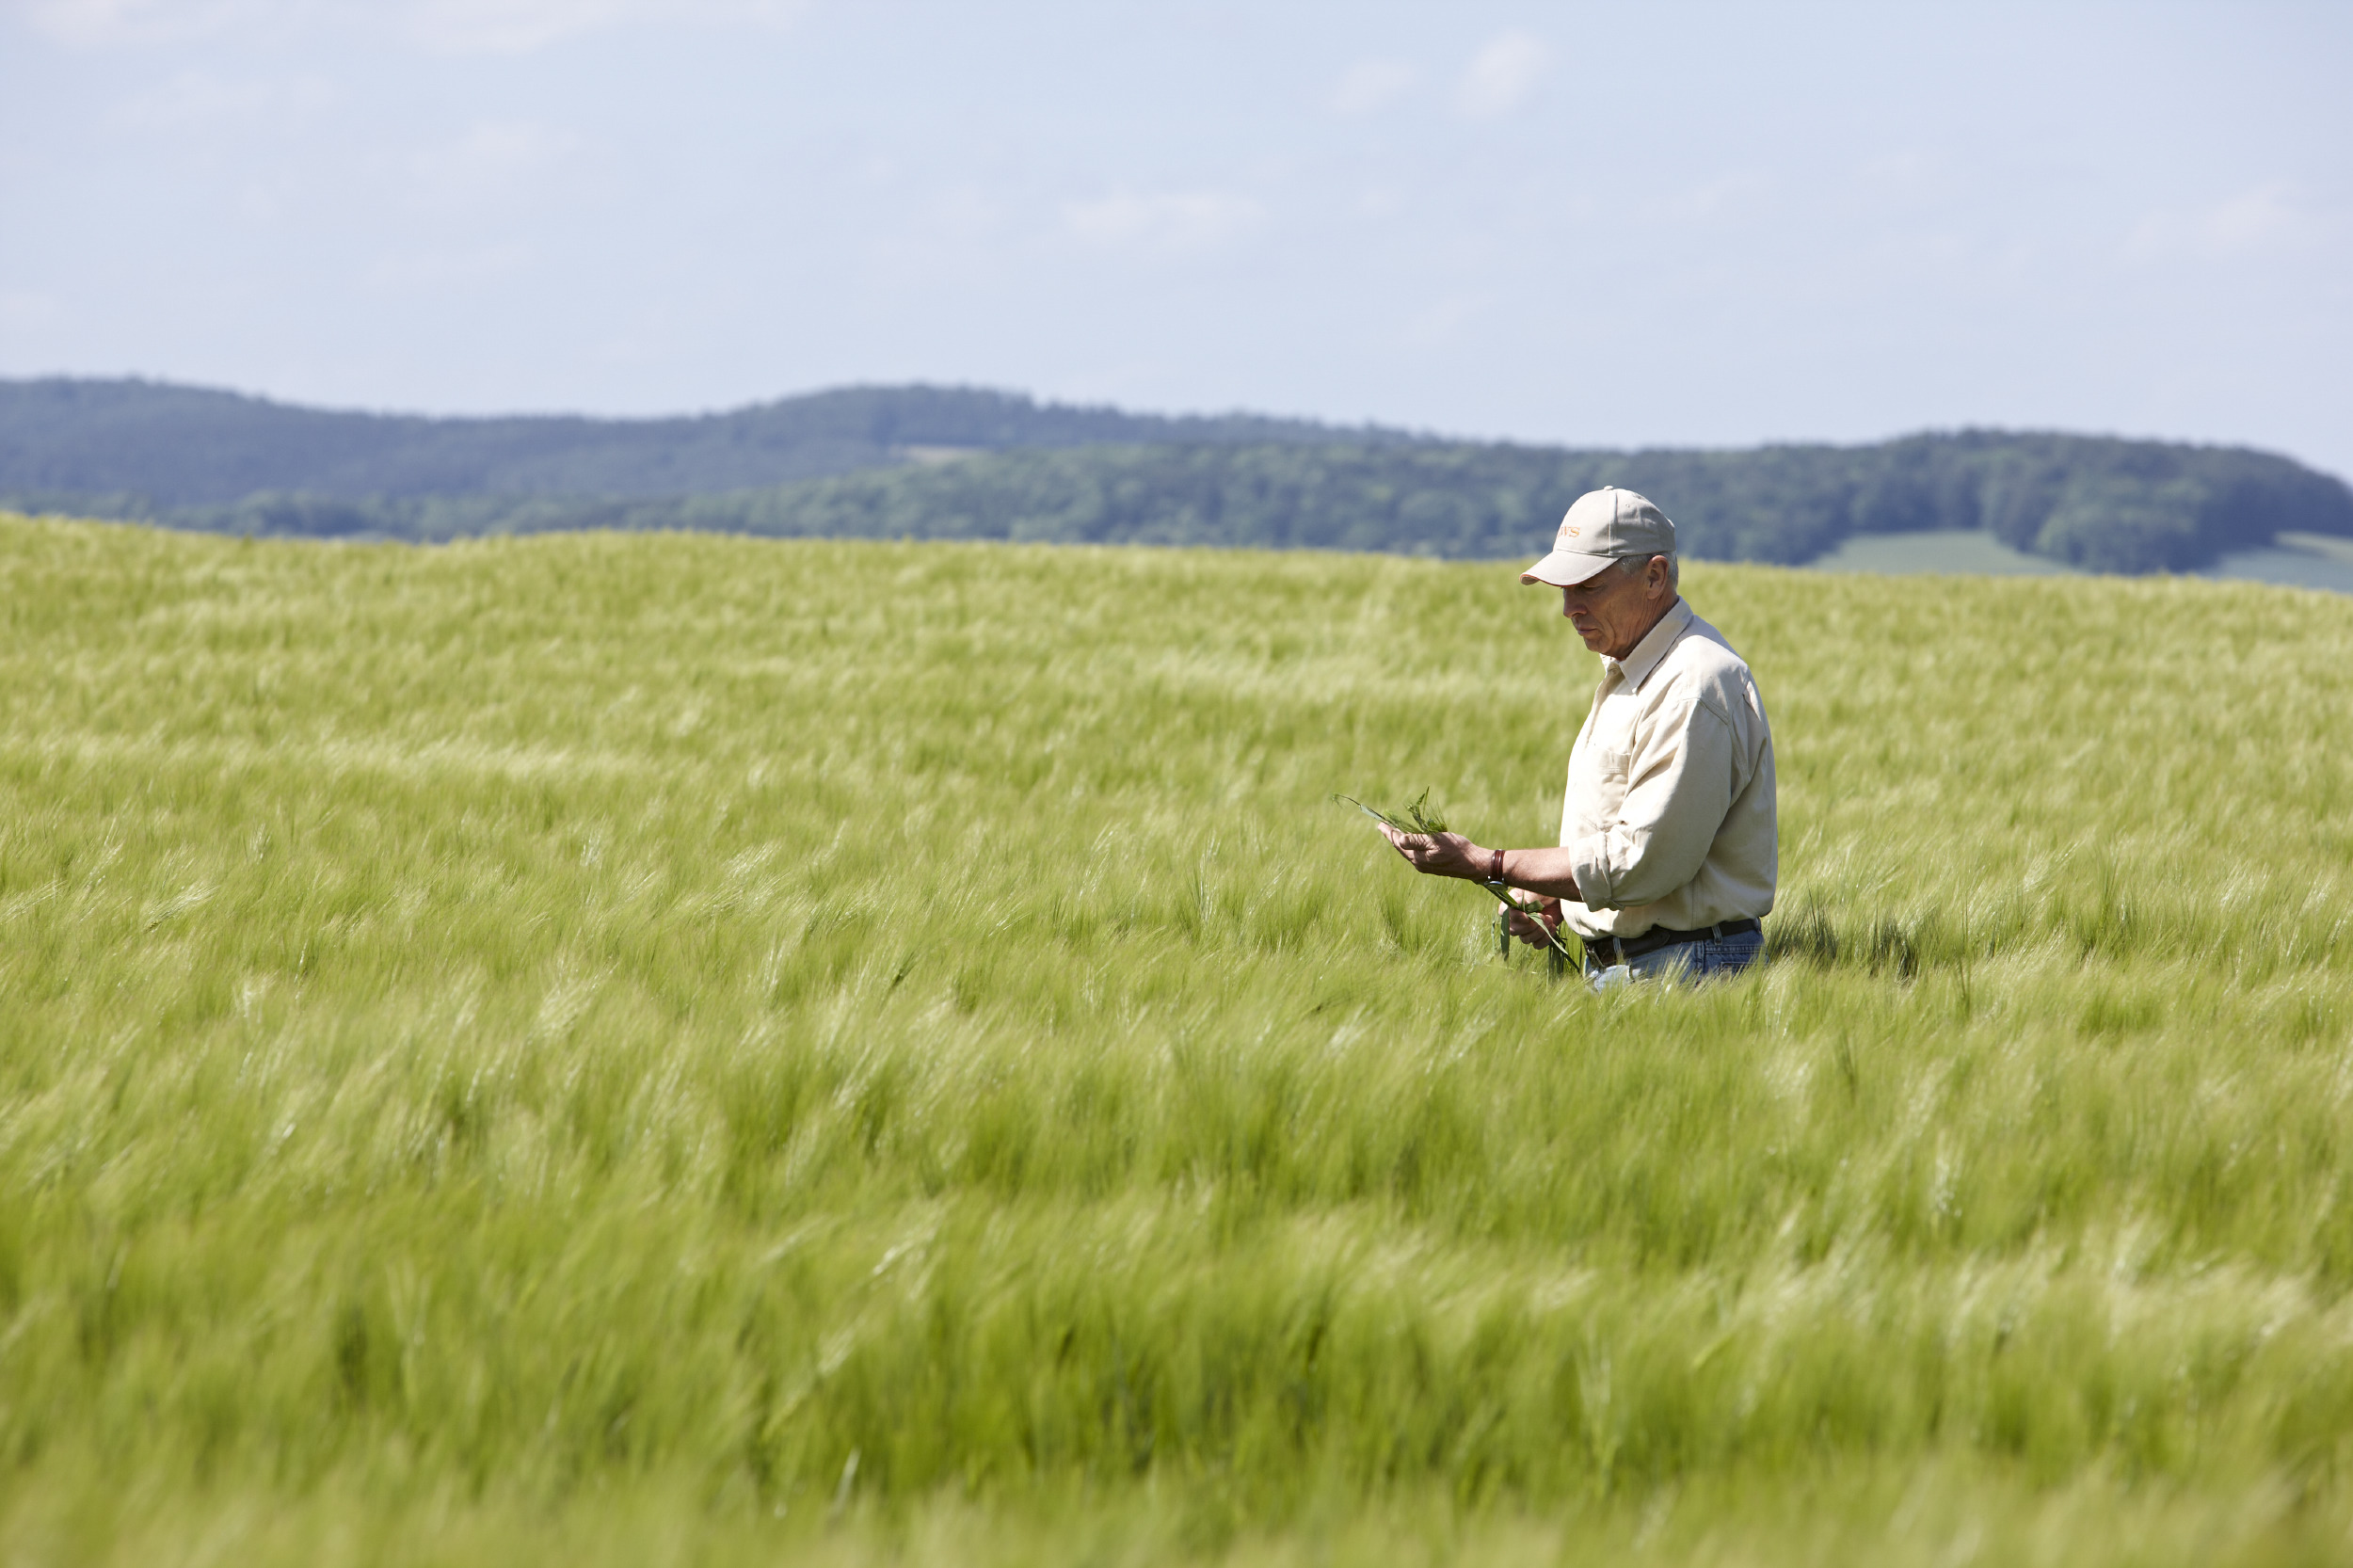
<box><xmin>1336</xmin><ymin>788</ymin><xmax>1451</xmax><ymax>836</ymax></box>
<box><xmin>2</xmin><ymin>513</ymin><xmax>2351</xmax><ymax>1565</ymax></box>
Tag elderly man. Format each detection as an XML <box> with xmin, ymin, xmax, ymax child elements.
<box><xmin>1383</xmin><ymin>487</ymin><xmax>1777</xmax><ymax>984</ymax></box>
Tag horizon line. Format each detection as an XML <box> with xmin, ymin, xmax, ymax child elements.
<box><xmin>1</xmin><ymin>371</ymin><xmax>2339</xmax><ymax>477</ymax></box>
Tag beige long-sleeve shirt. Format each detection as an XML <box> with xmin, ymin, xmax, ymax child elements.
<box><xmin>1558</xmin><ymin>598</ymin><xmax>1777</xmax><ymax>939</ymax></box>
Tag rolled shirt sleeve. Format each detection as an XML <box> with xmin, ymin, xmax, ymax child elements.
<box><xmin>1567</xmin><ymin>694</ymin><xmax>1738</xmax><ymax>911</ymax></box>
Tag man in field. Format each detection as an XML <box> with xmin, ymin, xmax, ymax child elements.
<box><xmin>1381</xmin><ymin>487</ymin><xmax>1777</xmax><ymax>984</ymax></box>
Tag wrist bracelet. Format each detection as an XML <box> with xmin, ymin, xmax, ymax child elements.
<box><xmin>1487</xmin><ymin>847</ymin><xmax>1506</xmax><ymax>885</ymax></box>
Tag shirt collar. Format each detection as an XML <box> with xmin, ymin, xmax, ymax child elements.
<box><xmin>1605</xmin><ymin>598</ymin><xmax>1692</xmax><ymax>694</ymax></box>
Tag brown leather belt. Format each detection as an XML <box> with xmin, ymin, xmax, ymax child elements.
<box><xmin>1583</xmin><ymin>918</ymin><xmax>1761</xmax><ymax>966</ymax></box>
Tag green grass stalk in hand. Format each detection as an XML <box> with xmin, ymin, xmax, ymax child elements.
<box><xmin>1334</xmin><ymin>789</ymin><xmax>1449</xmax><ymax>836</ymax></box>
<box><xmin>1337</xmin><ymin>792</ymin><xmax>1578</xmax><ymax>960</ymax></box>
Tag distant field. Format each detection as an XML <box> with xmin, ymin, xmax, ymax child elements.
<box><xmin>3</xmin><ymin>515</ymin><xmax>2351</xmax><ymax>1565</ymax></box>
<box><xmin>1806</xmin><ymin>529</ymin><xmax>2078</xmax><ymax>576</ymax></box>
<box><xmin>2207</xmin><ymin>533</ymin><xmax>2353</xmax><ymax>596</ymax></box>
<box><xmin>1808</xmin><ymin>527</ymin><xmax>2353</xmax><ymax>594</ymax></box>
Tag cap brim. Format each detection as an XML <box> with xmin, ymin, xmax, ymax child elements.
<box><xmin>1519</xmin><ymin>550</ymin><xmax>1616</xmax><ymax>587</ymax></box>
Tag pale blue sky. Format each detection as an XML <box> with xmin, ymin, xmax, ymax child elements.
<box><xmin>2</xmin><ymin>1</ymin><xmax>2346</xmax><ymax>475</ymax></box>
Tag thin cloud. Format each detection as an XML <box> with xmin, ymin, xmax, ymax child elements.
<box><xmin>0</xmin><ymin>288</ymin><xmax>65</xmax><ymax>330</ymax></box>
<box><xmin>115</xmin><ymin>68</ymin><xmax>335</xmax><ymax>129</ymax></box>
<box><xmin>1645</xmin><ymin>173</ymin><xmax>1773</xmax><ymax>228</ymax></box>
<box><xmin>396</xmin><ymin>0</ymin><xmax>805</xmax><ymax>54</ymax></box>
<box><xmin>397</xmin><ymin>0</ymin><xmax>630</xmax><ymax>53</ymax></box>
<box><xmin>404</xmin><ymin>120</ymin><xmax>580</xmax><ymax>206</ymax></box>
<box><xmin>11</xmin><ymin>0</ymin><xmax>807</xmax><ymax>52</ymax></box>
<box><xmin>1064</xmin><ymin>189</ymin><xmax>1262</xmax><ymax>255</ymax></box>
<box><xmin>2201</xmin><ymin>183</ymin><xmax>2317</xmax><ymax>253</ymax></box>
<box><xmin>924</xmin><ymin>184</ymin><xmax>1006</xmax><ymax>245</ymax></box>
<box><xmin>1404</xmin><ymin>293</ymin><xmax>1487</xmax><ymax>347</ymax></box>
<box><xmin>1456</xmin><ymin>31</ymin><xmax>1549</xmax><ymax>119</ymax></box>
<box><xmin>363</xmin><ymin>242</ymin><xmax>535</xmax><ymax>292</ymax></box>
<box><xmin>2126</xmin><ymin>181</ymin><xmax>2329</xmax><ymax>263</ymax></box>
<box><xmin>1327</xmin><ymin>59</ymin><xmax>1417</xmax><ymax>117</ymax></box>
<box><xmin>13</xmin><ymin>0</ymin><xmax>271</xmax><ymax>46</ymax></box>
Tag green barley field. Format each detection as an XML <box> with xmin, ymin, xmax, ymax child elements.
<box><xmin>3</xmin><ymin>512</ymin><xmax>2351</xmax><ymax>1565</ymax></box>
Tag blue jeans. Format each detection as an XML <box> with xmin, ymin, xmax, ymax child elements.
<box><xmin>1584</xmin><ymin>929</ymin><xmax>1765</xmax><ymax>989</ymax></box>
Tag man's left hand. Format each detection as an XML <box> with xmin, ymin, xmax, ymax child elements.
<box><xmin>1380</xmin><ymin>824</ymin><xmax>1485</xmax><ymax>880</ymax></box>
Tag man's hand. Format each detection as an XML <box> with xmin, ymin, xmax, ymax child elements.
<box><xmin>1379</xmin><ymin>824</ymin><xmax>1484</xmax><ymax>880</ymax></box>
<box><xmin>1376</xmin><ymin>827</ymin><xmax>1586</xmax><ymax>905</ymax></box>
<box><xmin>1506</xmin><ymin>897</ymin><xmax>1564</xmax><ymax>949</ymax></box>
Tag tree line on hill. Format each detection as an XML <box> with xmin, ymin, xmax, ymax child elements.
<box><xmin>0</xmin><ymin>377</ymin><xmax>1410</xmax><ymax>504</ymax></box>
<box><xmin>3</xmin><ymin>379</ymin><xmax>2347</xmax><ymax>573</ymax></box>
<box><xmin>134</xmin><ymin>434</ymin><xmax>2353</xmax><ymax>574</ymax></box>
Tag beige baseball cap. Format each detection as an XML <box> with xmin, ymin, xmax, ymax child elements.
<box><xmin>1521</xmin><ymin>487</ymin><xmax>1677</xmax><ymax>586</ymax></box>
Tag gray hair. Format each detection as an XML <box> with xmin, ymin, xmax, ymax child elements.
<box><xmin>1616</xmin><ymin>552</ymin><xmax>1679</xmax><ymax>590</ymax></box>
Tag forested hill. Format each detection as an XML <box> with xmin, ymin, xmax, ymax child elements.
<box><xmin>0</xmin><ymin>377</ymin><xmax>1415</xmax><ymax>504</ymax></box>
<box><xmin>5</xmin><ymin>377</ymin><xmax>2349</xmax><ymax>574</ymax></box>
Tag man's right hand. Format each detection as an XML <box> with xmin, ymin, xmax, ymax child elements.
<box><xmin>1506</xmin><ymin>897</ymin><xmax>1564</xmax><ymax>948</ymax></box>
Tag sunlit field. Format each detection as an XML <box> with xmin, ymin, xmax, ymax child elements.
<box><xmin>3</xmin><ymin>513</ymin><xmax>2351</xmax><ymax>1565</ymax></box>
